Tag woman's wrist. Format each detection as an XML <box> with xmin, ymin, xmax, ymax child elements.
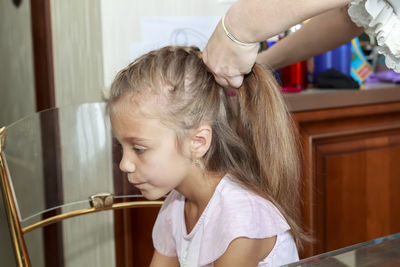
<box><xmin>223</xmin><ymin>6</ymin><xmax>260</xmax><ymax>44</ymax></box>
<box><xmin>221</xmin><ymin>14</ymin><xmax>258</xmax><ymax>47</ymax></box>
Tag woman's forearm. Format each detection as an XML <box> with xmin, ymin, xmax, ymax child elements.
<box><xmin>202</xmin><ymin>0</ymin><xmax>357</xmax><ymax>88</ymax></box>
<box><xmin>224</xmin><ymin>0</ymin><xmax>353</xmax><ymax>44</ymax></box>
<box><xmin>256</xmin><ymin>6</ymin><xmax>364</xmax><ymax>70</ymax></box>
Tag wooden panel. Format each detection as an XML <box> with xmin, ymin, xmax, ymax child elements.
<box><xmin>318</xmin><ymin>133</ymin><xmax>400</xmax><ymax>251</ymax></box>
<box><xmin>128</xmin><ymin>207</ymin><xmax>160</xmax><ymax>266</ymax></box>
<box><xmin>31</xmin><ymin>0</ymin><xmax>64</xmax><ymax>265</ymax></box>
<box><xmin>39</xmin><ymin>111</ymin><xmax>64</xmax><ymax>267</ymax></box>
<box><xmin>292</xmin><ymin>102</ymin><xmax>400</xmax><ymax>258</ymax></box>
<box><xmin>31</xmin><ymin>0</ymin><xmax>55</xmax><ymax>111</ymax></box>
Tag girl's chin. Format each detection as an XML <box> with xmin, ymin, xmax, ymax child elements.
<box><xmin>140</xmin><ymin>189</ymin><xmax>166</xmax><ymax>201</ymax></box>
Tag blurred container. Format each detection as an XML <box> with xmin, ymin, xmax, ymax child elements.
<box><xmin>314</xmin><ymin>51</ymin><xmax>334</xmax><ymax>76</ymax></box>
<box><xmin>314</xmin><ymin>42</ymin><xmax>352</xmax><ymax>77</ymax></box>
<box><xmin>333</xmin><ymin>42</ymin><xmax>352</xmax><ymax>76</ymax></box>
<box><xmin>350</xmin><ymin>37</ymin><xmax>373</xmax><ymax>84</ymax></box>
<box><xmin>281</xmin><ymin>61</ymin><xmax>307</xmax><ymax>92</ymax></box>
<box><xmin>280</xmin><ymin>25</ymin><xmax>307</xmax><ymax>93</ymax></box>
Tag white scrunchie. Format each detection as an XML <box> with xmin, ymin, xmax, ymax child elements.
<box><xmin>348</xmin><ymin>0</ymin><xmax>400</xmax><ymax>72</ymax></box>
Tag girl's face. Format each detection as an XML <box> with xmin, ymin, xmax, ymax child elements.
<box><xmin>110</xmin><ymin>97</ymin><xmax>193</xmax><ymax>200</ymax></box>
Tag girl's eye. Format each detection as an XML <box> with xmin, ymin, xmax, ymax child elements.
<box><xmin>133</xmin><ymin>146</ymin><xmax>146</xmax><ymax>154</ymax></box>
<box><xmin>116</xmin><ymin>142</ymin><xmax>123</xmax><ymax>151</ymax></box>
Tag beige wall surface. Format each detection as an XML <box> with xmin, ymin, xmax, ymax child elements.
<box><xmin>0</xmin><ymin>0</ymin><xmax>35</xmax><ymax>127</ymax></box>
<box><xmin>0</xmin><ymin>0</ymin><xmax>36</xmax><ymax>266</ymax></box>
<box><xmin>51</xmin><ymin>0</ymin><xmax>105</xmax><ymax>108</ymax></box>
<box><xmin>50</xmin><ymin>0</ymin><xmax>230</xmax><ymax>108</ymax></box>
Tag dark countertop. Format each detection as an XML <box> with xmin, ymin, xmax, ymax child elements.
<box><xmin>284</xmin><ymin>83</ymin><xmax>400</xmax><ymax>112</ymax></box>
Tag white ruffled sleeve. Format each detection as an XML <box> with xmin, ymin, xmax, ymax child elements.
<box><xmin>198</xmin><ymin>186</ymin><xmax>291</xmax><ymax>266</ymax></box>
<box><xmin>348</xmin><ymin>0</ymin><xmax>400</xmax><ymax>72</ymax></box>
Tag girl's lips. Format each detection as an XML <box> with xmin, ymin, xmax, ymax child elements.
<box><xmin>130</xmin><ymin>180</ymin><xmax>147</xmax><ymax>188</ymax></box>
<box><xmin>128</xmin><ymin>177</ymin><xmax>145</xmax><ymax>186</ymax></box>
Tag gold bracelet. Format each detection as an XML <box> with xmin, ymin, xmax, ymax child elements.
<box><xmin>221</xmin><ymin>14</ymin><xmax>258</xmax><ymax>47</ymax></box>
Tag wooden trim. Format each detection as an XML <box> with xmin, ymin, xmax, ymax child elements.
<box><xmin>30</xmin><ymin>0</ymin><xmax>55</xmax><ymax>111</ymax></box>
<box><xmin>285</xmin><ymin>86</ymin><xmax>400</xmax><ymax>113</ymax></box>
<box><xmin>39</xmin><ymin>110</ymin><xmax>64</xmax><ymax>267</ymax></box>
<box><xmin>292</xmin><ymin>102</ymin><xmax>400</xmax><ymax>123</ymax></box>
<box><xmin>30</xmin><ymin>1</ymin><xmax>63</xmax><ymax>266</ymax></box>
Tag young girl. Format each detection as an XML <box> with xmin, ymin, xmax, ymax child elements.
<box><xmin>108</xmin><ymin>46</ymin><xmax>305</xmax><ymax>266</ymax></box>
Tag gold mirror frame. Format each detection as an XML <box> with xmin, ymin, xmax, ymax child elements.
<box><xmin>0</xmin><ymin>126</ymin><xmax>30</xmax><ymax>266</ymax></box>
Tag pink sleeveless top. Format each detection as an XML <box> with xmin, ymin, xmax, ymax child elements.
<box><xmin>152</xmin><ymin>174</ymin><xmax>299</xmax><ymax>266</ymax></box>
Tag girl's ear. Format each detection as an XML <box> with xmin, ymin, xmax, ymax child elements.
<box><xmin>190</xmin><ymin>125</ymin><xmax>212</xmax><ymax>158</ymax></box>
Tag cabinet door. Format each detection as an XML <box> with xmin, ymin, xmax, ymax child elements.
<box><xmin>293</xmin><ymin>103</ymin><xmax>400</xmax><ymax>258</ymax></box>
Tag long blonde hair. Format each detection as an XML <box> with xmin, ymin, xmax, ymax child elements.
<box><xmin>108</xmin><ymin>46</ymin><xmax>306</xmax><ymax>248</ymax></box>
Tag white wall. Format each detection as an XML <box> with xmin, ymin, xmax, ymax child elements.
<box><xmin>50</xmin><ymin>0</ymin><xmax>231</xmax><ymax>106</ymax></box>
<box><xmin>100</xmin><ymin>0</ymin><xmax>231</xmax><ymax>90</ymax></box>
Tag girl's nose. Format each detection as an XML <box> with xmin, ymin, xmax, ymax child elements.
<box><xmin>119</xmin><ymin>154</ymin><xmax>136</xmax><ymax>173</ymax></box>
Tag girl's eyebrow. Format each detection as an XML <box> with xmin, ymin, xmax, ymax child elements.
<box><xmin>124</xmin><ymin>137</ymin><xmax>150</xmax><ymax>143</ymax></box>
<box><xmin>111</xmin><ymin>134</ymin><xmax>148</xmax><ymax>143</ymax></box>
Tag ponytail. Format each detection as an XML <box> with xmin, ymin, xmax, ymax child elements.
<box><xmin>232</xmin><ymin>64</ymin><xmax>306</xmax><ymax>248</ymax></box>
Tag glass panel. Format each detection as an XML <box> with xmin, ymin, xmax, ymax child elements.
<box><xmin>285</xmin><ymin>232</ymin><xmax>400</xmax><ymax>266</ymax></box>
<box><xmin>24</xmin><ymin>211</ymin><xmax>117</xmax><ymax>267</ymax></box>
<box><xmin>3</xmin><ymin>102</ymin><xmax>142</xmax><ymax>227</ymax></box>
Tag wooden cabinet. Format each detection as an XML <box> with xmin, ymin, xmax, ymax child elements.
<box><xmin>292</xmin><ymin>102</ymin><xmax>400</xmax><ymax>258</ymax></box>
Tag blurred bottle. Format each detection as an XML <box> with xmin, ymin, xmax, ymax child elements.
<box><xmin>280</xmin><ymin>25</ymin><xmax>307</xmax><ymax>93</ymax></box>
<box><xmin>333</xmin><ymin>42</ymin><xmax>352</xmax><ymax>75</ymax></box>
<box><xmin>314</xmin><ymin>50</ymin><xmax>334</xmax><ymax>76</ymax></box>
<box><xmin>314</xmin><ymin>42</ymin><xmax>352</xmax><ymax>77</ymax></box>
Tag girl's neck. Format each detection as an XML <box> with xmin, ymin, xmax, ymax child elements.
<box><xmin>178</xmin><ymin>170</ymin><xmax>225</xmax><ymax>234</ymax></box>
<box><xmin>177</xmin><ymin>170</ymin><xmax>225</xmax><ymax>209</ymax></box>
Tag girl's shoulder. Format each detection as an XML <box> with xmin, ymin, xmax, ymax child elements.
<box><xmin>197</xmin><ymin>174</ymin><xmax>294</xmax><ymax>265</ymax></box>
<box><xmin>211</xmin><ymin>175</ymin><xmax>289</xmax><ymax>230</ymax></box>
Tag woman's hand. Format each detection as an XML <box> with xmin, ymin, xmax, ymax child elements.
<box><xmin>202</xmin><ymin>20</ymin><xmax>259</xmax><ymax>89</ymax></box>
<box><xmin>203</xmin><ymin>0</ymin><xmax>354</xmax><ymax>89</ymax></box>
